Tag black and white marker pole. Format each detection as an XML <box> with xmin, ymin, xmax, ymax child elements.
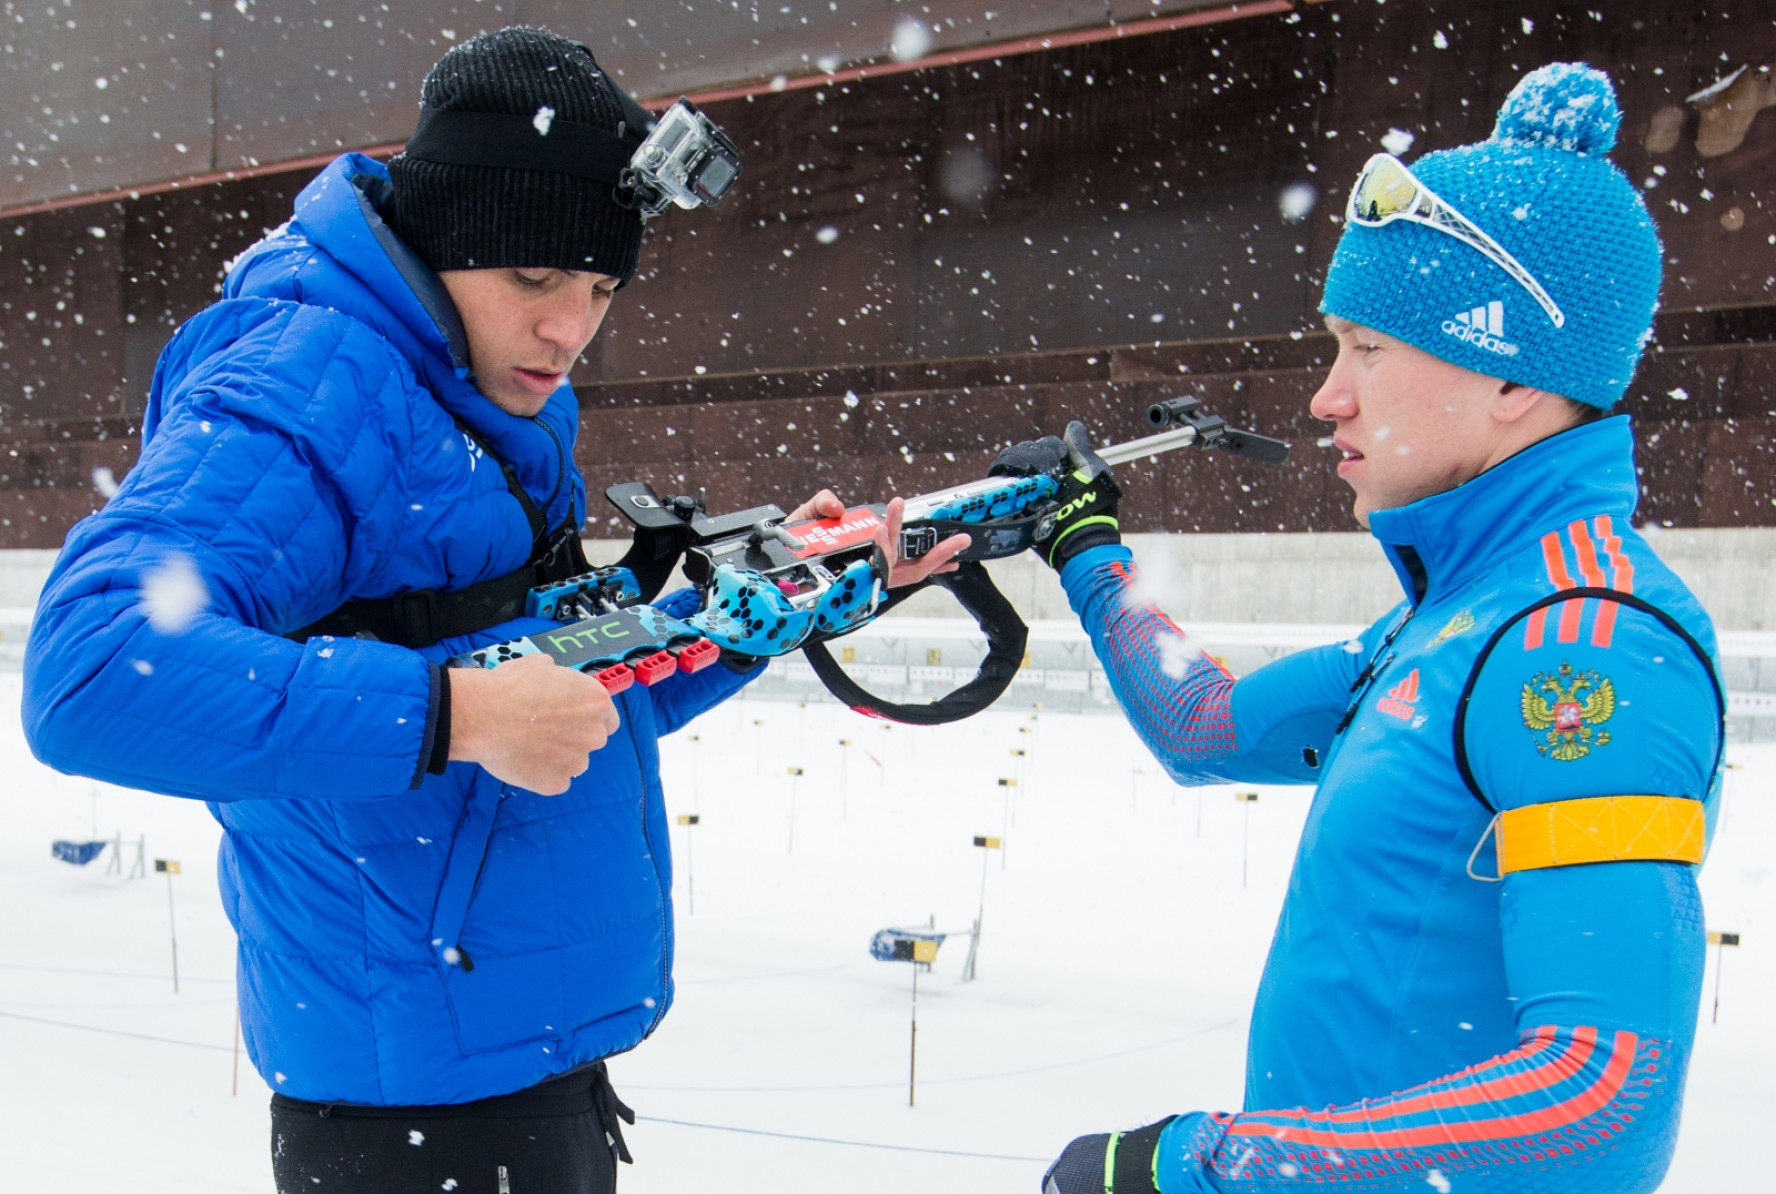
<box><xmin>904</xmin><ymin>936</ymin><xmax>938</xmax><ymax>1106</ymax></box>
<box><xmin>676</xmin><ymin>814</ymin><xmax>701</xmax><ymax>915</ymax></box>
<box><xmin>963</xmin><ymin>835</ymin><xmax>1001</xmax><ymax>982</ymax></box>
<box><xmin>1235</xmin><ymin>792</ymin><xmax>1259</xmax><ymax>888</ymax></box>
<box><xmin>786</xmin><ymin>767</ymin><xmax>803</xmax><ymax>854</ymax></box>
<box><xmin>997</xmin><ymin>778</ymin><xmax>1016</xmax><ymax>869</ymax></box>
<box><xmin>838</xmin><ymin>739</ymin><xmax>852</xmax><ymax>816</ymax></box>
<box><xmin>874</xmin><ymin>927</ymin><xmax>945</xmax><ymax>1109</ymax></box>
<box><xmin>1709</xmin><ymin>930</ymin><xmax>1741</xmax><ymax>1023</ymax></box>
<box><xmin>155</xmin><ymin>858</ymin><xmax>182</xmax><ymax>992</ymax></box>
<box><xmin>687</xmin><ymin>733</ymin><xmax>701</xmax><ymax>808</ymax></box>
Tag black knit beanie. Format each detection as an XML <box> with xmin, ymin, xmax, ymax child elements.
<box><xmin>389</xmin><ymin>27</ymin><xmax>644</xmax><ymax>282</ymax></box>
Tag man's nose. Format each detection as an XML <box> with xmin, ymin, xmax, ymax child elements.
<box><xmin>1309</xmin><ymin>358</ymin><xmax>1355</xmax><ymax>422</ymax></box>
<box><xmin>536</xmin><ymin>290</ymin><xmax>599</xmax><ymax>354</ymax></box>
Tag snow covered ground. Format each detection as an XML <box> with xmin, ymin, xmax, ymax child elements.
<box><xmin>0</xmin><ymin>676</ymin><xmax>1768</xmax><ymax>1192</ymax></box>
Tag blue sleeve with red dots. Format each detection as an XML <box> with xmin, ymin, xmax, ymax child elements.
<box><xmin>1060</xmin><ymin>544</ymin><xmax>1372</xmax><ymax>787</ymax></box>
<box><xmin>1149</xmin><ymin>857</ymin><xmax>1700</xmax><ymax>1194</ymax></box>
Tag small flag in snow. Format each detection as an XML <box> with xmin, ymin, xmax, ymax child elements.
<box><xmin>973</xmin><ymin>835</ymin><xmax>1001</xmax><ymax>849</ymax></box>
<box><xmin>677</xmin><ymin>814</ymin><xmax>701</xmax><ymax>826</ymax></box>
<box><xmin>155</xmin><ymin>859</ymin><xmax>182</xmax><ymax>874</ymax></box>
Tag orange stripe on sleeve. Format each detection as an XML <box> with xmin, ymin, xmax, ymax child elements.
<box><xmin>1588</xmin><ymin>516</ymin><xmax>1634</xmax><ymax>648</ymax></box>
<box><xmin>1226</xmin><ymin>1029</ymin><xmax>1638</xmax><ymax>1150</ymax></box>
<box><xmin>1292</xmin><ymin>1032</ymin><xmax>1580</xmax><ymax>1125</ymax></box>
<box><xmin>1560</xmin><ymin>520</ymin><xmax>1607</xmax><ymax>644</ymax></box>
<box><xmin>1568</xmin><ymin>520</ymin><xmax>1607</xmax><ymax>586</ymax></box>
<box><xmin>1528</xmin><ymin>531</ymin><xmax>1577</xmax><ymax>650</ymax></box>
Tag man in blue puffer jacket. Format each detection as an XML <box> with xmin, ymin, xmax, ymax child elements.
<box><xmin>21</xmin><ymin>27</ymin><xmax>956</xmax><ymax>1193</ymax></box>
<box><xmin>1011</xmin><ymin>65</ymin><xmax>1723</xmax><ymax>1194</ymax></box>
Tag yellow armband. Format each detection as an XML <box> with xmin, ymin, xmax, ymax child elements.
<box><xmin>1469</xmin><ymin>795</ymin><xmax>1705</xmax><ymax>880</ymax></box>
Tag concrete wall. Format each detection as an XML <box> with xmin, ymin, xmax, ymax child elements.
<box><xmin>876</xmin><ymin>528</ymin><xmax>1776</xmax><ymax>631</ymax></box>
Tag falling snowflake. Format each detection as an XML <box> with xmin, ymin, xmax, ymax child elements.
<box><xmin>141</xmin><ymin>553</ymin><xmax>209</xmax><ymax>634</ymax></box>
<box><xmin>889</xmin><ymin>17</ymin><xmax>931</xmax><ymax>62</ymax></box>
<box><xmin>1157</xmin><ymin>632</ymin><xmax>1196</xmax><ymax>680</ymax></box>
<box><xmin>1279</xmin><ymin>183</ymin><xmax>1317</xmax><ymax>221</ymax></box>
<box><xmin>1381</xmin><ymin>128</ymin><xmax>1416</xmax><ymax>155</ymax></box>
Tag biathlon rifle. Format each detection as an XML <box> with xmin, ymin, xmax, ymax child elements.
<box><xmin>447</xmin><ymin>398</ymin><xmax>1288</xmax><ymax>724</ymax></box>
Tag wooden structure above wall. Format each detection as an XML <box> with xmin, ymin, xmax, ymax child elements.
<box><xmin>0</xmin><ymin>0</ymin><xmax>1770</xmax><ymax>547</ymax></box>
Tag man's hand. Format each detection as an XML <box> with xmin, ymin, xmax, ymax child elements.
<box><xmin>990</xmin><ymin>419</ymin><xmax>1121</xmax><ymax>571</ymax></box>
<box><xmin>784</xmin><ymin>489</ymin><xmax>971</xmax><ymax>589</ymax></box>
<box><xmin>1041</xmin><ymin>1119</ymin><xmax>1173</xmax><ymax>1194</ymax></box>
<box><xmin>446</xmin><ymin>653</ymin><xmax>622</xmax><ymax>795</ymax></box>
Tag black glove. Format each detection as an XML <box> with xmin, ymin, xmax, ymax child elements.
<box><xmin>989</xmin><ymin>420</ymin><xmax>1121</xmax><ymax>570</ymax></box>
<box><xmin>1041</xmin><ymin>1118</ymin><xmax>1174</xmax><ymax>1194</ymax></box>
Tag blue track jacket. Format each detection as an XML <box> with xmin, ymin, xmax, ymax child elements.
<box><xmin>1063</xmin><ymin>418</ymin><xmax>1719</xmax><ymax>1193</ymax></box>
<box><xmin>22</xmin><ymin>154</ymin><xmax>757</xmax><ymax>1105</ymax></box>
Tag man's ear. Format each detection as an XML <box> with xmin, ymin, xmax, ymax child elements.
<box><xmin>1491</xmin><ymin>380</ymin><xmax>1553</xmax><ymax>426</ymax></box>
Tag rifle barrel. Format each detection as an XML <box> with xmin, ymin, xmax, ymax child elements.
<box><xmin>1097</xmin><ymin>425</ymin><xmax>1199</xmax><ymax>466</ymax></box>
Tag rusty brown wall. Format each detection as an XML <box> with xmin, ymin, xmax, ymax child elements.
<box><xmin>0</xmin><ymin>0</ymin><xmax>1771</xmax><ymax>547</ymax></box>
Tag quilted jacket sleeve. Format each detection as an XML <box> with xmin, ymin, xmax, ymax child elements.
<box><xmin>23</xmin><ymin>302</ymin><xmax>439</xmax><ymax>801</ymax></box>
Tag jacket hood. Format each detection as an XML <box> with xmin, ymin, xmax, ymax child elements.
<box><xmin>224</xmin><ymin>153</ymin><xmax>583</xmax><ymax>532</ymax></box>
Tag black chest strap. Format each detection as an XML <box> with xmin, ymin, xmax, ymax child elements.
<box><xmin>288</xmin><ymin>431</ymin><xmax>585</xmax><ymax>649</ymax></box>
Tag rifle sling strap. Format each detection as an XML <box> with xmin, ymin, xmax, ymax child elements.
<box><xmin>802</xmin><ymin>561</ymin><xmax>1028</xmax><ymax>726</ymax></box>
<box><xmin>288</xmin><ymin>428</ymin><xmax>586</xmax><ymax>650</ymax></box>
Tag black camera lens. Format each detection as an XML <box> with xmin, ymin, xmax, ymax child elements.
<box><xmin>695</xmin><ymin>155</ymin><xmax>738</xmax><ymax>203</ymax></box>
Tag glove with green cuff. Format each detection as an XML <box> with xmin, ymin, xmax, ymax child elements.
<box><xmin>989</xmin><ymin>419</ymin><xmax>1122</xmax><ymax>570</ymax></box>
<box><xmin>1042</xmin><ymin>1117</ymin><xmax>1175</xmax><ymax>1194</ymax></box>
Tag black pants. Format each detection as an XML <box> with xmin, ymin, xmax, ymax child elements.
<box><xmin>270</xmin><ymin>1063</ymin><xmax>633</xmax><ymax>1194</ymax></box>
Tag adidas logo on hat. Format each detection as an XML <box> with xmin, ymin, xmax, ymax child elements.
<box><xmin>1442</xmin><ymin>300</ymin><xmax>1520</xmax><ymax>357</ymax></box>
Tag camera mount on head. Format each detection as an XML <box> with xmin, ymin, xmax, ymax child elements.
<box><xmin>613</xmin><ymin>98</ymin><xmax>743</xmax><ymax>219</ymax></box>
<box><xmin>401</xmin><ymin>82</ymin><xmax>740</xmax><ymax>224</ymax></box>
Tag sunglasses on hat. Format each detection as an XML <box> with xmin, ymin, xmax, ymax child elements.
<box><xmin>1346</xmin><ymin>153</ymin><xmax>1565</xmax><ymax>330</ymax></box>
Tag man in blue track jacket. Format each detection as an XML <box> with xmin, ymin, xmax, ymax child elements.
<box><xmin>1007</xmin><ymin>65</ymin><xmax>1722</xmax><ymax>1194</ymax></box>
<box><xmin>20</xmin><ymin>26</ymin><xmax>969</xmax><ymax>1194</ymax></box>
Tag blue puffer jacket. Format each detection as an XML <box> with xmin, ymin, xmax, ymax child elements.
<box><xmin>22</xmin><ymin>153</ymin><xmax>757</xmax><ymax>1105</ymax></box>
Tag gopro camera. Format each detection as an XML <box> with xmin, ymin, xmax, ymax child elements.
<box><xmin>620</xmin><ymin>99</ymin><xmax>742</xmax><ymax>219</ymax></box>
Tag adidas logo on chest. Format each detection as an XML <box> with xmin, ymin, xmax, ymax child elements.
<box><xmin>1442</xmin><ymin>300</ymin><xmax>1521</xmax><ymax>357</ymax></box>
<box><xmin>1377</xmin><ymin>667</ymin><xmax>1421</xmax><ymax>721</ymax></box>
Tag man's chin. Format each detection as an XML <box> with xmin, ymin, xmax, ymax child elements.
<box><xmin>482</xmin><ymin>386</ymin><xmax>552</xmax><ymax>418</ymax></box>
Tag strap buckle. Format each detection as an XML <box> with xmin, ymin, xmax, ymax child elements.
<box><xmin>396</xmin><ymin>589</ymin><xmax>440</xmax><ymax>647</ymax></box>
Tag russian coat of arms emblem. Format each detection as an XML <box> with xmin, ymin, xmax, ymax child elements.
<box><xmin>1521</xmin><ymin>660</ymin><xmax>1615</xmax><ymax>761</ymax></box>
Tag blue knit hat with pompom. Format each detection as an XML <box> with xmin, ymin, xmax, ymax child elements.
<box><xmin>1321</xmin><ymin>63</ymin><xmax>1661</xmax><ymax>409</ymax></box>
